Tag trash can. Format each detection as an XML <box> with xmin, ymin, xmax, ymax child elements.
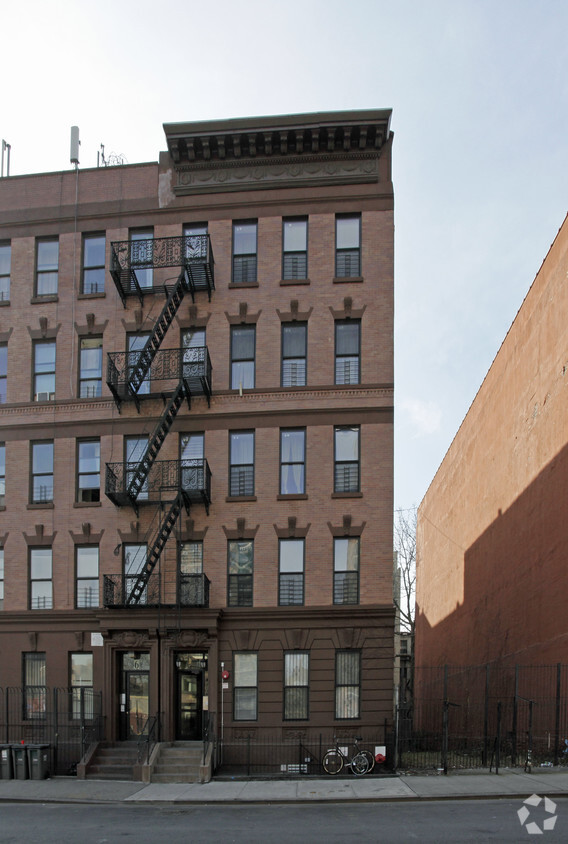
<box><xmin>27</xmin><ymin>744</ymin><xmax>50</xmax><ymax>780</ymax></box>
<box><xmin>0</xmin><ymin>745</ymin><xmax>13</xmax><ymax>779</ymax></box>
<box><xmin>12</xmin><ymin>745</ymin><xmax>29</xmax><ymax>780</ymax></box>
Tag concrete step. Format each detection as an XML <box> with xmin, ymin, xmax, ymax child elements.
<box><xmin>151</xmin><ymin>772</ymin><xmax>200</xmax><ymax>783</ymax></box>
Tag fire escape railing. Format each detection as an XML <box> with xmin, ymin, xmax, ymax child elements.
<box><xmin>103</xmin><ymin>572</ymin><xmax>211</xmax><ymax>609</ymax></box>
<box><xmin>106</xmin><ymin>458</ymin><xmax>211</xmax><ymax>512</ymax></box>
<box><xmin>110</xmin><ymin>234</ymin><xmax>214</xmax><ymax>306</ymax></box>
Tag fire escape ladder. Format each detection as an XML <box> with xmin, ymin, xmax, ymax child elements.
<box><xmin>126</xmin><ymin>489</ymin><xmax>191</xmax><ymax>605</ymax></box>
<box><xmin>127</xmin><ymin>269</ymin><xmax>188</xmax><ymax>396</ymax></box>
<box><xmin>127</xmin><ymin>380</ymin><xmax>191</xmax><ymax>501</ymax></box>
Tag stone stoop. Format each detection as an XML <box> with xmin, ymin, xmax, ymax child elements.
<box><xmin>151</xmin><ymin>741</ymin><xmax>204</xmax><ymax>783</ymax></box>
<box><xmin>85</xmin><ymin>742</ymin><xmax>139</xmax><ymax>781</ymax></box>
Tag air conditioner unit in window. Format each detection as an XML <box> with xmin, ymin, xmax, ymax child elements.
<box><xmin>35</xmin><ymin>392</ymin><xmax>55</xmax><ymax>402</ymax></box>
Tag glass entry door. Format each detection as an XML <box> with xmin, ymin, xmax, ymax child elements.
<box><xmin>120</xmin><ymin>652</ymin><xmax>150</xmax><ymax>740</ymax></box>
<box><xmin>175</xmin><ymin>652</ymin><xmax>207</xmax><ymax>740</ymax></box>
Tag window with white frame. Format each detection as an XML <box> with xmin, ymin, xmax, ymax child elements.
<box><xmin>76</xmin><ymin>546</ymin><xmax>99</xmax><ymax>608</ymax></box>
<box><xmin>77</xmin><ymin>439</ymin><xmax>100</xmax><ymax>503</ymax></box>
<box><xmin>333</xmin><ymin>538</ymin><xmax>359</xmax><ymax>604</ymax></box>
<box><xmin>335</xmin><ymin>650</ymin><xmax>361</xmax><ymax>719</ymax></box>
<box><xmin>31</xmin><ymin>441</ymin><xmax>54</xmax><ymax>503</ymax></box>
<box><xmin>280</xmin><ymin>429</ymin><xmax>305</xmax><ymax>495</ymax></box>
<box><xmin>70</xmin><ymin>652</ymin><xmax>94</xmax><ymax>719</ymax></box>
<box><xmin>79</xmin><ymin>337</ymin><xmax>103</xmax><ymax>397</ymax></box>
<box><xmin>82</xmin><ymin>234</ymin><xmax>105</xmax><ymax>293</ymax></box>
<box><xmin>279</xmin><ymin>539</ymin><xmax>304</xmax><ymax>606</ymax></box>
<box><xmin>228</xmin><ymin>540</ymin><xmax>253</xmax><ymax>607</ymax></box>
<box><xmin>284</xmin><ymin>652</ymin><xmax>309</xmax><ymax>720</ymax></box>
<box><xmin>229</xmin><ymin>431</ymin><xmax>254</xmax><ymax>496</ymax></box>
<box><xmin>335</xmin><ymin>320</ymin><xmax>360</xmax><ymax>384</ymax></box>
<box><xmin>233</xmin><ymin>652</ymin><xmax>258</xmax><ymax>720</ymax></box>
<box><xmin>281</xmin><ymin>323</ymin><xmax>307</xmax><ymax>387</ymax></box>
<box><xmin>282</xmin><ymin>218</ymin><xmax>307</xmax><ymax>279</ymax></box>
<box><xmin>33</xmin><ymin>340</ymin><xmax>56</xmax><ymax>401</ymax></box>
<box><xmin>36</xmin><ymin>238</ymin><xmax>59</xmax><ymax>296</ymax></box>
<box><xmin>335</xmin><ymin>215</ymin><xmax>361</xmax><ymax>277</ymax></box>
<box><xmin>334</xmin><ymin>426</ymin><xmax>360</xmax><ymax>493</ymax></box>
<box><xmin>30</xmin><ymin>548</ymin><xmax>53</xmax><ymax>609</ymax></box>
<box><xmin>230</xmin><ymin>325</ymin><xmax>255</xmax><ymax>390</ymax></box>
<box><xmin>232</xmin><ymin>221</ymin><xmax>257</xmax><ymax>284</ymax></box>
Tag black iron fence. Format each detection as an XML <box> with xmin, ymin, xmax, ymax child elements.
<box><xmin>0</xmin><ymin>686</ymin><xmax>104</xmax><ymax>775</ymax></box>
<box><xmin>397</xmin><ymin>663</ymin><xmax>568</xmax><ymax>772</ymax></box>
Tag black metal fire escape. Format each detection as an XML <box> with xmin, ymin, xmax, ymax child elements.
<box><xmin>104</xmin><ymin>234</ymin><xmax>214</xmax><ymax>607</ymax></box>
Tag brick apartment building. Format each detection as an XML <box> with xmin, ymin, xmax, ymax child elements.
<box><xmin>416</xmin><ymin>213</ymin><xmax>568</xmax><ymax>670</ymax></box>
<box><xmin>0</xmin><ymin>110</ymin><xmax>394</xmax><ymax>775</ymax></box>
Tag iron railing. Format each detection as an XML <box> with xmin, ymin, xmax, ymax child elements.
<box><xmin>334</xmin><ymin>462</ymin><xmax>360</xmax><ymax>493</ymax></box>
<box><xmin>333</xmin><ymin>571</ymin><xmax>359</xmax><ymax>604</ymax></box>
<box><xmin>137</xmin><ymin>713</ymin><xmax>161</xmax><ymax>764</ymax></box>
<box><xmin>229</xmin><ymin>464</ymin><xmax>254</xmax><ymax>497</ymax></box>
<box><xmin>278</xmin><ymin>574</ymin><xmax>304</xmax><ymax>605</ymax></box>
<box><xmin>106</xmin><ymin>346</ymin><xmax>212</xmax><ymax>403</ymax></box>
<box><xmin>105</xmin><ymin>458</ymin><xmax>211</xmax><ymax>509</ymax></box>
<box><xmin>103</xmin><ymin>572</ymin><xmax>210</xmax><ymax>608</ymax></box>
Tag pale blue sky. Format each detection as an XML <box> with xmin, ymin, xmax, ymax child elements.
<box><xmin>2</xmin><ymin>0</ymin><xmax>567</xmax><ymax>510</ymax></box>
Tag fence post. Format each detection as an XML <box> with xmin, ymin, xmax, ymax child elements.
<box><xmin>442</xmin><ymin>700</ymin><xmax>449</xmax><ymax>775</ymax></box>
<box><xmin>53</xmin><ymin>688</ymin><xmax>59</xmax><ymax>775</ymax></box>
<box><xmin>246</xmin><ymin>734</ymin><xmax>251</xmax><ymax>778</ymax></box>
<box><xmin>482</xmin><ymin>664</ymin><xmax>490</xmax><ymax>766</ymax></box>
<box><xmin>554</xmin><ymin>663</ymin><xmax>561</xmax><ymax>767</ymax></box>
<box><xmin>525</xmin><ymin>700</ymin><xmax>533</xmax><ymax>773</ymax></box>
<box><xmin>511</xmin><ymin>664</ymin><xmax>518</xmax><ymax>766</ymax></box>
<box><xmin>495</xmin><ymin>701</ymin><xmax>501</xmax><ymax>775</ymax></box>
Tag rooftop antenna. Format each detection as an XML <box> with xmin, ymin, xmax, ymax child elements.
<box><xmin>70</xmin><ymin>126</ymin><xmax>80</xmax><ymax>169</ymax></box>
<box><xmin>1</xmin><ymin>140</ymin><xmax>11</xmax><ymax>178</ymax></box>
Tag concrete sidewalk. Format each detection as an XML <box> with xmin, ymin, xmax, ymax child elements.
<box><xmin>0</xmin><ymin>768</ymin><xmax>567</xmax><ymax>805</ymax></box>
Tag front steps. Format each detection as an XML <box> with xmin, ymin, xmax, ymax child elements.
<box><xmin>85</xmin><ymin>742</ymin><xmax>138</xmax><ymax>780</ymax></box>
<box><xmin>151</xmin><ymin>741</ymin><xmax>203</xmax><ymax>783</ymax></box>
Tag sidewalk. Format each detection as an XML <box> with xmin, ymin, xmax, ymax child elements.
<box><xmin>0</xmin><ymin>768</ymin><xmax>567</xmax><ymax>805</ymax></box>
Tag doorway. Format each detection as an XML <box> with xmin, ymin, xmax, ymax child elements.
<box><xmin>119</xmin><ymin>651</ymin><xmax>150</xmax><ymax>740</ymax></box>
<box><xmin>175</xmin><ymin>652</ymin><xmax>207</xmax><ymax>740</ymax></box>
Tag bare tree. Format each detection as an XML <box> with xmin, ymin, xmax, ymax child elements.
<box><xmin>394</xmin><ymin>508</ymin><xmax>416</xmax><ymax>637</ymax></box>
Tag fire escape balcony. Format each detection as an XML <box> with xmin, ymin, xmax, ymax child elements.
<box><xmin>106</xmin><ymin>346</ymin><xmax>212</xmax><ymax>408</ymax></box>
<box><xmin>105</xmin><ymin>458</ymin><xmax>212</xmax><ymax>512</ymax></box>
<box><xmin>110</xmin><ymin>235</ymin><xmax>214</xmax><ymax>306</ymax></box>
<box><xmin>103</xmin><ymin>572</ymin><xmax>210</xmax><ymax>609</ymax></box>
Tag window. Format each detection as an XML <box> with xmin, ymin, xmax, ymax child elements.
<box><xmin>282</xmin><ymin>218</ymin><xmax>307</xmax><ymax>279</ymax></box>
<box><xmin>126</xmin><ymin>437</ymin><xmax>148</xmax><ymax>500</ymax></box>
<box><xmin>33</xmin><ymin>340</ymin><xmax>56</xmax><ymax>401</ymax></box>
<box><xmin>279</xmin><ymin>539</ymin><xmax>304</xmax><ymax>605</ymax></box>
<box><xmin>0</xmin><ymin>242</ymin><xmax>10</xmax><ymax>301</ymax></box>
<box><xmin>0</xmin><ymin>548</ymin><xmax>4</xmax><ymax>610</ymax></box>
<box><xmin>0</xmin><ymin>442</ymin><xmax>4</xmax><ymax>505</ymax></box>
<box><xmin>77</xmin><ymin>440</ymin><xmax>100</xmax><ymax>502</ymax></box>
<box><xmin>229</xmin><ymin>431</ymin><xmax>254</xmax><ymax>496</ymax></box>
<box><xmin>128</xmin><ymin>333</ymin><xmax>151</xmax><ymax>395</ymax></box>
<box><xmin>281</xmin><ymin>323</ymin><xmax>307</xmax><ymax>387</ymax></box>
<box><xmin>180</xmin><ymin>432</ymin><xmax>204</xmax><ymax>492</ymax></box>
<box><xmin>179</xmin><ymin>541</ymin><xmax>204</xmax><ymax>605</ymax></box>
<box><xmin>82</xmin><ymin>234</ymin><xmax>105</xmax><ymax>293</ymax></box>
<box><xmin>79</xmin><ymin>337</ymin><xmax>103</xmax><ymax>397</ymax></box>
<box><xmin>30</xmin><ymin>548</ymin><xmax>53</xmax><ymax>609</ymax></box>
<box><xmin>230</xmin><ymin>325</ymin><xmax>255</xmax><ymax>389</ymax></box>
<box><xmin>334</xmin><ymin>538</ymin><xmax>359</xmax><ymax>604</ymax></box>
<box><xmin>0</xmin><ymin>344</ymin><xmax>5</xmax><ymax>403</ymax></box>
<box><xmin>335</xmin><ymin>215</ymin><xmax>361</xmax><ymax>278</ymax></box>
<box><xmin>31</xmin><ymin>441</ymin><xmax>54</xmax><ymax>503</ymax></box>
<box><xmin>280</xmin><ymin>429</ymin><xmax>305</xmax><ymax>495</ymax></box>
<box><xmin>70</xmin><ymin>653</ymin><xmax>94</xmax><ymax>719</ymax></box>
<box><xmin>232</xmin><ymin>221</ymin><xmax>257</xmax><ymax>284</ymax></box>
<box><xmin>334</xmin><ymin>426</ymin><xmax>360</xmax><ymax>493</ymax></box>
<box><xmin>124</xmin><ymin>544</ymin><xmax>148</xmax><ymax>604</ymax></box>
<box><xmin>233</xmin><ymin>652</ymin><xmax>257</xmax><ymax>720</ymax></box>
<box><xmin>23</xmin><ymin>652</ymin><xmax>46</xmax><ymax>720</ymax></box>
<box><xmin>284</xmin><ymin>652</ymin><xmax>309</xmax><ymax>720</ymax></box>
<box><xmin>228</xmin><ymin>540</ymin><xmax>253</xmax><ymax>607</ymax></box>
<box><xmin>129</xmin><ymin>229</ymin><xmax>153</xmax><ymax>289</ymax></box>
<box><xmin>182</xmin><ymin>327</ymin><xmax>206</xmax><ymax>379</ymax></box>
<box><xmin>335</xmin><ymin>651</ymin><xmax>360</xmax><ymax>719</ymax></box>
<box><xmin>36</xmin><ymin>238</ymin><xmax>59</xmax><ymax>296</ymax></box>
<box><xmin>76</xmin><ymin>546</ymin><xmax>99</xmax><ymax>607</ymax></box>
<box><xmin>183</xmin><ymin>223</ymin><xmax>208</xmax><ymax>261</ymax></box>
<box><xmin>335</xmin><ymin>320</ymin><xmax>360</xmax><ymax>384</ymax></box>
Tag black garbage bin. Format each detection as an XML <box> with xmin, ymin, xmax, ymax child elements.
<box><xmin>27</xmin><ymin>744</ymin><xmax>50</xmax><ymax>780</ymax></box>
<box><xmin>12</xmin><ymin>745</ymin><xmax>29</xmax><ymax>780</ymax></box>
<box><xmin>0</xmin><ymin>745</ymin><xmax>13</xmax><ymax>779</ymax></box>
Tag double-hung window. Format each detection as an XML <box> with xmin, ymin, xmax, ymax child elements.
<box><xmin>228</xmin><ymin>540</ymin><xmax>253</xmax><ymax>607</ymax></box>
<box><xmin>284</xmin><ymin>652</ymin><xmax>309</xmax><ymax>720</ymax></box>
<box><xmin>229</xmin><ymin>431</ymin><xmax>254</xmax><ymax>496</ymax></box>
<box><xmin>36</xmin><ymin>238</ymin><xmax>59</xmax><ymax>296</ymax></box>
<box><xmin>182</xmin><ymin>327</ymin><xmax>206</xmax><ymax>380</ymax></box>
<box><xmin>82</xmin><ymin>234</ymin><xmax>105</xmax><ymax>293</ymax></box>
<box><xmin>335</xmin><ymin>650</ymin><xmax>361</xmax><ymax>719</ymax></box>
<box><xmin>279</xmin><ymin>539</ymin><xmax>304</xmax><ymax>605</ymax></box>
<box><xmin>76</xmin><ymin>547</ymin><xmax>99</xmax><ymax>608</ymax></box>
<box><xmin>0</xmin><ymin>344</ymin><xmax>6</xmax><ymax>403</ymax></box>
<box><xmin>125</xmin><ymin>437</ymin><xmax>148</xmax><ymax>500</ymax></box>
<box><xmin>333</xmin><ymin>538</ymin><xmax>359</xmax><ymax>604</ymax></box>
<box><xmin>183</xmin><ymin>223</ymin><xmax>208</xmax><ymax>260</ymax></box>
<box><xmin>335</xmin><ymin>215</ymin><xmax>361</xmax><ymax>278</ymax></box>
<box><xmin>79</xmin><ymin>337</ymin><xmax>103</xmax><ymax>397</ymax></box>
<box><xmin>0</xmin><ymin>242</ymin><xmax>10</xmax><ymax>301</ymax></box>
<box><xmin>70</xmin><ymin>653</ymin><xmax>94</xmax><ymax>719</ymax></box>
<box><xmin>129</xmin><ymin>229</ymin><xmax>153</xmax><ymax>289</ymax></box>
<box><xmin>77</xmin><ymin>440</ymin><xmax>100</xmax><ymax>503</ymax></box>
<box><xmin>0</xmin><ymin>442</ymin><xmax>4</xmax><ymax>505</ymax></box>
<box><xmin>232</xmin><ymin>221</ymin><xmax>257</xmax><ymax>284</ymax></box>
<box><xmin>180</xmin><ymin>433</ymin><xmax>204</xmax><ymax>493</ymax></box>
<box><xmin>281</xmin><ymin>323</ymin><xmax>307</xmax><ymax>387</ymax></box>
<box><xmin>31</xmin><ymin>441</ymin><xmax>54</xmax><ymax>503</ymax></box>
<box><xmin>30</xmin><ymin>548</ymin><xmax>53</xmax><ymax>609</ymax></box>
<box><xmin>282</xmin><ymin>218</ymin><xmax>307</xmax><ymax>279</ymax></box>
<box><xmin>335</xmin><ymin>320</ymin><xmax>360</xmax><ymax>384</ymax></box>
<box><xmin>128</xmin><ymin>332</ymin><xmax>151</xmax><ymax>395</ymax></box>
<box><xmin>124</xmin><ymin>544</ymin><xmax>148</xmax><ymax>604</ymax></box>
<box><xmin>230</xmin><ymin>325</ymin><xmax>255</xmax><ymax>389</ymax></box>
<box><xmin>280</xmin><ymin>429</ymin><xmax>305</xmax><ymax>495</ymax></box>
<box><xmin>179</xmin><ymin>541</ymin><xmax>204</xmax><ymax>606</ymax></box>
<box><xmin>23</xmin><ymin>652</ymin><xmax>46</xmax><ymax>720</ymax></box>
<box><xmin>233</xmin><ymin>652</ymin><xmax>257</xmax><ymax>720</ymax></box>
<box><xmin>33</xmin><ymin>340</ymin><xmax>56</xmax><ymax>401</ymax></box>
<box><xmin>334</xmin><ymin>426</ymin><xmax>360</xmax><ymax>493</ymax></box>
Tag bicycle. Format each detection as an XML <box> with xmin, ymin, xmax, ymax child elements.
<box><xmin>322</xmin><ymin>736</ymin><xmax>375</xmax><ymax>776</ymax></box>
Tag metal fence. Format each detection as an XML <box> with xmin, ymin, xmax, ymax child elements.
<box><xmin>0</xmin><ymin>686</ymin><xmax>104</xmax><ymax>775</ymax></box>
<box><xmin>397</xmin><ymin>664</ymin><xmax>568</xmax><ymax>772</ymax></box>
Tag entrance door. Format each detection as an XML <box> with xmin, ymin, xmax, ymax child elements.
<box><xmin>177</xmin><ymin>671</ymin><xmax>202</xmax><ymax>740</ymax></box>
<box><xmin>119</xmin><ymin>652</ymin><xmax>150</xmax><ymax>740</ymax></box>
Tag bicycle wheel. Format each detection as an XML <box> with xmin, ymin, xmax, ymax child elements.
<box><xmin>351</xmin><ymin>752</ymin><xmax>370</xmax><ymax>776</ymax></box>
<box><xmin>322</xmin><ymin>749</ymin><xmax>344</xmax><ymax>775</ymax></box>
<box><xmin>359</xmin><ymin>749</ymin><xmax>375</xmax><ymax>774</ymax></box>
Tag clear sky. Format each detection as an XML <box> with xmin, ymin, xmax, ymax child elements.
<box><xmin>2</xmin><ymin>0</ymin><xmax>567</xmax><ymax>511</ymax></box>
